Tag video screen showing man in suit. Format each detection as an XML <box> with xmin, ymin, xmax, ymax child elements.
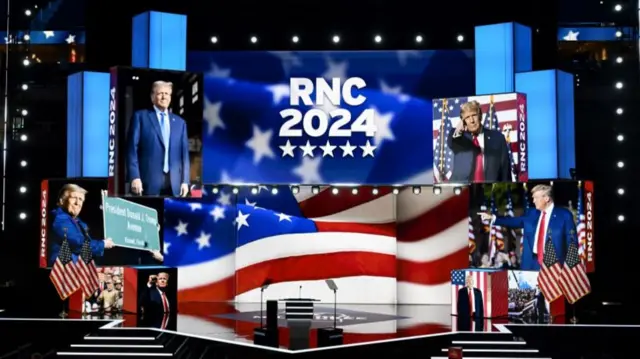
<box><xmin>110</xmin><ymin>67</ymin><xmax>203</xmax><ymax>197</ymax></box>
<box><xmin>474</xmin><ymin>182</ymin><xmax>581</xmax><ymax>271</ymax></box>
<box><xmin>447</xmin><ymin>101</ymin><xmax>512</xmax><ymax>183</ymax></box>
<box><xmin>139</xmin><ymin>271</ymin><xmax>176</xmax><ymax>330</ymax></box>
<box><xmin>455</xmin><ymin>274</ymin><xmax>484</xmax><ymax>331</ymax></box>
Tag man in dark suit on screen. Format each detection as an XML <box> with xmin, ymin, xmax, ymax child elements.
<box><xmin>457</xmin><ymin>274</ymin><xmax>484</xmax><ymax>318</ymax></box>
<box><xmin>126</xmin><ymin>81</ymin><xmax>190</xmax><ymax>197</ymax></box>
<box><xmin>479</xmin><ymin>184</ymin><xmax>577</xmax><ymax>271</ymax></box>
<box><xmin>140</xmin><ymin>272</ymin><xmax>172</xmax><ymax>329</ymax></box>
<box><xmin>447</xmin><ymin>101</ymin><xmax>512</xmax><ymax>182</ymax></box>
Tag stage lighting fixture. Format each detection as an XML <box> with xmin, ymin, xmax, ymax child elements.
<box><xmin>232</xmin><ymin>187</ymin><xmax>239</xmax><ymax>194</ymax></box>
<box><xmin>210</xmin><ymin>36</ymin><xmax>218</xmax><ymax>43</ymax></box>
<box><xmin>22</xmin><ymin>59</ymin><xmax>30</xmax><ymax>66</ymax></box>
<box><xmin>19</xmin><ymin>213</ymin><xmax>27</xmax><ymax>220</ymax></box>
<box><xmin>615</xmin><ymin>30</ymin><xmax>622</xmax><ymax>38</ymax></box>
<box><xmin>19</xmin><ymin>186</ymin><xmax>27</xmax><ymax>193</ymax></box>
<box><xmin>615</xmin><ymin>82</ymin><xmax>623</xmax><ymax>89</ymax></box>
<box><xmin>433</xmin><ymin>187</ymin><xmax>442</xmax><ymax>195</ymax></box>
<box><xmin>24</xmin><ymin>34</ymin><xmax>30</xmax><ymax>41</ymax></box>
<box><xmin>20</xmin><ymin>134</ymin><xmax>27</xmax><ymax>141</ymax></box>
<box><xmin>312</xmin><ymin>186</ymin><xmax>320</xmax><ymax>194</ymax></box>
<box><xmin>20</xmin><ymin>160</ymin><xmax>27</xmax><ymax>167</ymax></box>
<box><xmin>291</xmin><ymin>186</ymin><xmax>300</xmax><ymax>194</ymax></box>
<box><xmin>372</xmin><ymin>187</ymin><xmax>379</xmax><ymax>195</ymax></box>
<box><xmin>617</xmin><ymin>134</ymin><xmax>624</xmax><ymax>142</ymax></box>
<box><xmin>250</xmin><ymin>36</ymin><xmax>258</xmax><ymax>44</ymax></box>
<box><xmin>351</xmin><ymin>188</ymin><xmax>358</xmax><ymax>195</ymax></box>
<box><xmin>412</xmin><ymin>186</ymin><xmax>421</xmax><ymax>194</ymax></box>
<box><xmin>454</xmin><ymin>187</ymin><xmax>462</xmax><ymax>195</ymax></box>
<box><xmin>415</xmin><ymin>35</ymin><xmax>423</xmax><ymax>43</ymax></box>
<box><xmin>211</xmin><ymin>186</ymin><xmax>219</xmax><ymax>194</ymax></box>
<box><xmin>374</xmin><ymin>35</ymin><xmax>382</xmax><ymax>43</ymax></box>
<box><xmin>271</xmin><ymin>187</ymin><xmax>278</xmax><ymax>195</ymax></box>
<box><xmin>617</xmin><ymin>188</ymin><xmax>625</xmax><ymax>195</ymax></box>
<box><xmin>292</xmin><ymin>35</ymin><xmax>299</xmax><ymax>43</ymax></box>
<box><xmin>617</xmin><ymin>161</ymin><xmax>624</xmax><ymax>168</ymax></box>
<box><xmin>21</xmin><ymin>84</ymin><xmax>28</xmax><ymax>90</ymax></box>
<box><xmin>616</xmin><ymin>108</ymin><xmax>623</xmax><ymax>115</ymax></box>
<box><xmin>331</xmin><ymin>187</ymin><xmax>339</xmax><ymax>195</ymax></box>
<box><xmin>21</xmin><ymin>109</ymin><xmax>28</xmax><ymax>116</ymax></box>
<box><xmin>332</xmin><ymin>35</ymin><xmax>340</xmax><ymax>44</ymax></box>
<box><xmin>617</xmin><ymin>214</ymin><xmax>625</xmax><ymax>222</ymax></box>
<box><xmin>614</xmin><ymin>4</ymin><xmax>622</xmax><ymax>11</ymax></box>
<box><xmin>25</xmin><ymin>9</ymin><xmax>32</xmax><ymax>16</ymax></box>
<box><xmin>391</xmin><ymin>187</ymin><xmax>399</xmax><ymax>195</ymax></box>
<box><xmin>456</xmin><ymin>34</ymin><xmax>464</xmax><ymax>42</ymax></box>
<box><xmin>251</xmin><ymin>187</ymin><xmax>259</xmax><ymax>195</ymax></box>
<box><xmin>616</xmin><ymin>56</ymin><xmax>623</xmax><ymax>63</ymax></box>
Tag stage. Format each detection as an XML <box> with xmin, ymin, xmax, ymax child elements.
<box><xmin>0</xmin><ymin>303</ymin><xmax>637</xmax><ymax>358</ymax></box>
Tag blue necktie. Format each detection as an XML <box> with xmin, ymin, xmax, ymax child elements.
<box><xmin>160</xmin><ymin>112</ymin><xmax>169</xmax><ymax>173</ymax></box>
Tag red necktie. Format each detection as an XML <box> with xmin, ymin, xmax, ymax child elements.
<box><xmin>161</xmin><ymin>314</ymin><xmax>169</xmax><ymax>329</ymax></box>
<box><xmin>468</xmin><ymin>288</ymin><xmax>473</xmax><ymax>316</ymax></box>
<box><xmin>537</xmin><ymin>212</ymin><xmax>547</xmax><ymax>265</ymax></box>
<box><xmin>472</xmin><ymin>136</ymin><xmax>484</xmax><ymax>181</ymax></box>
<box><xmin>161</xmin><ymin>291</ymin><xmax>169</xmax><ymax>313</ymax></box>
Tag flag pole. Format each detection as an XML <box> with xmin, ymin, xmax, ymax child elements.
<box><xmin>59</xmin><ymin>228</ymin><xmax>69</xmax><ymax>318</ymax></box>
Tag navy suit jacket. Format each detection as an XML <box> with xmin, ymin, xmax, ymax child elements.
<box><xmin>447</xmin><ymin>129</ymin><xmax>512</xmax><ymax>182</ymax></box>
<box><xmin>126</xmin><ymin>109</ymin><xmax>190</xmax><ymax>196</ymax></box>
<box><xmin>494</xmin><ymin>206</ymin><xmax>577</xmax><ymax>271</ymax></box>
<box><xmin>48</xmin><ymin>207</ymin><xmax>105</xmax><ymax>267</ymax></box>
<box><xmin>457</xmin><ymin>287</ymin><xmax>484</xmax><ymax>318</ymax></box>
<box><xmin>140</xmin><ymin>286</ymin><xmax>171</xmax><ymax>315</ymax></box>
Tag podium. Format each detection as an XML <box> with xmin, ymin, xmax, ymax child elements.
<box><xmin>279</xmin><ymin>298</ymin><xmax>319</xmax><ymax>350</ymax></box>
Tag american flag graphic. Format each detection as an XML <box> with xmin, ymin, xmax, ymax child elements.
<box><xmin>488</xmin><ymin>193</ymin><xmax>504</xmax><ymax>262</ymax></box>
<box><xmin>450</xmin><ymin>269</ymin><xmax>508</xmax><ymax>318</ymax></box>
<box><xmin>77</xmin><ymin>238</ymin><xmax>100</xmax><ymax>298</ymax></box>
<box><xmin>50</xmin><ymin>237</ymin><xmax>80</xmax><ymax>300</ymax></box>
<box><xmin>164</xmin><ymin>185</ymin><xmax>468</xmax><ymax>305</ymax></box>
<box><xmin>432</xmin><ymin>94</ymin><xmax>523</xmax><ymax>184</ymax></box>
<box><xmin>576</xmin><ymin>184</ymin><xmax>587</xmax><ymax>261</ymax></box>
<box><xmin>504</xmin><ymin>188</ymin><xmax>519</xmax><ymax>256</ymax></box>
<box><xmin>521</xmin><ymin>184</ymin><xmax>530</xmax><ymax>254</ymax></box>
<box><xmin>559</xmin><ymin>233</ymin><xmax>591</xmax><ymax>304</ymax></box>
<box><xmin>188</xmin><ymin>50</ymin><xmax>473</xmax><ymax>186</ymax></box>
<box><xmin>467</xmin><ymin>216</ymin><xmax>476</xmax><ymax>254</ymax></box>
<box><xmin>538</xmin><ymin>232</ymin><xmax>563</xmax><ymax>302</ymax></box>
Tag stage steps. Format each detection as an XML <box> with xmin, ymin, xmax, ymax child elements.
<box><xmin>431</xmin><ymin>332</ymin><xmax>552</xmax><ymax>359</ymax></box>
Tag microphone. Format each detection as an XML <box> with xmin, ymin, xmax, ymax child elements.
<box><xmin>299</xmin><ymin>285</ymin><xmax>302</xmax><ymax>299</ymax></box>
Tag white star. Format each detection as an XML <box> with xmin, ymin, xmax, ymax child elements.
<box><xmin>174</xmin><ymin>220</ymin><xmax>188</xmax><ymax>236</ymax></box>
<box><xmin>195</xmin><ymin>231</ymin><xmax>211</xmax><ymax>250</ymax></box>
<box><xmin>396</xmin><ymin>50</ymin><xmax>420</xmax><ymax>66</ymax></box>
<box><xmin>163</xmin><ymin>242</ymin><xmax>171</xmax><ymax>255</ymax></box>
<box><xmin>210</xmin><ymin>206</ymin><xmax>225</xmax><ymax>222</ymax></box>
<box><xmin>340</xmin><ymin>141</ymin><xmax>356</xmax><ymax>157</ymax></box>
<box><xmin>65</xmin><ymin>34</ymin><xmax>75</xmax><ymax>44</ymax></box>
<box><xmin>245</xmin><ymin>125</ymin><xmax>275</xmax><ymax>164</ymax></box>
<box><xmin>207</xmin><ymin>62</ymin><xmax>231</xmax><ymax>79</ymax></box>
<box><xmin>217</xmin><ymin>192</ymin><xmax>231</xmax><ymax>206</ymax></box>
<box><xmin>236</xmin><ymin>210</ymin><xmax>250</xmax><ymax>230</ymax></box>
<box><xmin>266</xmin><ymin>84</ymin><xmax>290</xmax><ymax>105</ymax></box>
<box><xmin>379</xmin><ymin>80</ymin><xmax>409</xmax><ymax>102</ymax></box>
<box><xmin>322</xmin><ymin>57</ymin><xmax>348</xmax><ymax>82</ymax></box>
<box><xmin>269</xmin><ymin>51</ymin><xmax>303</xmax><ymax>77</ymax></box>
<box><xmin>299</xmin><ymin>140</ymin><xmax>316</xmax><ymax>157</ymax></box>
<box><xmin>279</xmin><ymin>140</ymin><xmax>296</xmax><ymax>157</ymax></box>
<box><xmin>360</xmin><ymin>140</ymin><xmax>376</xmax><ymax>157</ymax></box>
<box><xmin>319</xmin><ymin>140</ymin><xmax>336</xmax><ymax>157</ymax></box>
<box><xmin>203</xmin><ymin>98</ymin><xmax>226</xmax><ymax>135</ymax></box>
<box><xmin>563</xmin><ymin>30</ymin><xmax>579</xmax><ymax>41</ymax></box>
<box><xmin>220</xmin><ymin>170</ymin><xmax>243</xmax><ymax>185</ymax></box>
<box><xmin>43</xmin><ymin>31</ymin><xmax>55</xmax><ymax>38</ymax></box>
<box><xmin>189</xmin><ymin>203</ymin><xmax>202</xmax><ymax>211</ymax></box>
<box><xmin>244</xmin><ymin>198</ymin><xmax>263</xmax><ymax>210</ymax></box>
<box><xmin>292</xmin><ymin>157</ymin><xmax>323</xmax><ymax>183</ymax></box>
<box><xmin>276</xmin><ymin>212</ymin><xmax>292</xmax><ymax>222</ymax></box>
<box><xmin>369</xmin><ymin>106</ymin><xmax>396</xmax><ymax>145</ymax></box>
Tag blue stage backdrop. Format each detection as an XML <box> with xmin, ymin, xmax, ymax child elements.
<box><xmin>188</xmin><ymin>50</ymin><xmax>474</xmax><ymax>185</ymax></box>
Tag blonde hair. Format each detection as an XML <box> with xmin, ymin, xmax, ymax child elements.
<box><xmin>531</xmin><ymin>184</ymin><xmax>553</xmax><ymax>199</ymax></box>
<box><xmin>151</xmin><ymin>81</ymin><xmax>173</xmax><ymax>94</ymax></box>
<box><xmin>460</xmin><ymin>100</ymin><xmax>483</xmax><ymax>118</ymax></box>
<box><xmin>158</xmin><ymin>272</ymin><xmax>170</xmax><ymax>279</ymax></box>
<box><xmin>58</xmin><ymin>183</ymin><xmax>87</xmax><ymax>205</ymax></box>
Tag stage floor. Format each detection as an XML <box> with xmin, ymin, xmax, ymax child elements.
<box><xmin>1</xmin><ymin>303</ymin><xmax>639</xmax><ymax>358</ymax></box>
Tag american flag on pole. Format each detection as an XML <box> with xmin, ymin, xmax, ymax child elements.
<box><xmin>49</xmin><ymin>234</ymin><xmax>80</xmax><ymax>300</ymax></box>
<box><xmin>504</xmin><ymin>188</ymin><xmax>519</xmax><ymax>256</ymax></box>
<box><xmin>433</xmin><ymin>98</ymin><xmax>454</xmax><ymax>183</ymax></box>
<box><xmin>76</xmin><ymin>239</ymin><xmax>100</xmax><ymax>298</ymax></box>
<box><xmin>520</xmin><ymin>184</ymin><xmax>530</xmax><ymax>255</ymax></box>
<box><xmin>538</xmin><ymin>230</ymin><xmax>563</xmax><ymax>302</ymax></box>
<box><xmin>559</xmin><ymin>231</ymin><xmax>591</xmax><ymax>304</ymax></box>
<box><xmin>576</xmin><ymin>184</ymin><xmax>587</xmax><ymax>261</ymax></box>
<box><xmin>488</xmin><ymin>193</ymin><xmax>504</xmax><ymax>263</ymax></box>
<box><xmin>468</xmin><ymin>216</ymin><xmax>476</xmax><ymax>255</ymax></box>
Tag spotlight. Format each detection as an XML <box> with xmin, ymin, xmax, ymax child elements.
<box><xmin>22</xmin><ymin>59</ymin><xmax>30</xmax><ymax>66</ymax></box>
<box><xmin>372</xmin><ymin>187</ymin><xmax>379</xmax><ymax>195</ymax></box>
<box><xmin>433</xmin><ymin>187</ymin><xmax>442</xmax><ymax>195</ymax></box>
<box><xmin>211</xmin><ymin>186</ymin><xmax>219</xmax><ymax>194</ymax></box>
<box><xmin>19</xmin><ymin>186</ymin><xmax>27</xmax><ymax>193</ymax></box>
<box><xmin>374</xmin><ymin>34</ymin><xmax>382</xmax><ymax>43</ymax></box>
<box><xmin>20</xmin><ymin>134</ymin><xmax>27</xmax><ymax>141</ymax></box>
<box><xmin>21</xmin><ymin>109</ymin><xmax>28</xmax><ymax>116</ymax></box>
<box><xmin>232</xmin><ymin>187</ymin><xmax>239</xmax><ymax>194</ymax></box>
<box><xmin>331</xmin><ymin>187</ymin><xmax>339</xmax><ymax>195</ymax></box>
<box><xmin>292</xmin><ymin>35</ymin><xmax>299</xmax><ymax>43</ymax></box>
<box><xmin>351</xmin><ymin>188</ymin><xmax>358</xmax><ymax>195</ymax></box>
<box><xmin>616</xmin><ymin>56</ymin><xmax>623</xmax><ymax>63</ymax></box>
<box><xmin>23</xmin><ymin>34</ymin><xmax>30</xmax><ymax>41</ymax></box>
<box><xmin>392</xmin><ymin>187</ymin><xmax>400</xmax><ymax>195</ymax></box>
<box><xmin>311</xmin><ymin>186</ymin><xmax>320</xmax><ymax>194</ymax></box>
<box><xmin>456</xmin><ymin>34</ymin><xmax>464</xmax><ymax>42</ymax></box>
<box><xmin>617</xmin><ymin>188</ymin><xmax>625</xmax><ymax>195</ymax></box>
<box><xmin>616</xmin><ymin>108</ymin><xmax>624</xmax><ymax>115</ymax></box>
<box><xmin>251</xmin><ymin>187</ymin><xmax>258</xmax><ymax>195</ymax></box>
<box><xmin>250</xmin><ymin>36</ymin><xmax>258</xmax><ymax>44</ymax></box>
<box><xmin>617</xmin><ymin>161</ymin><xmax>624</xmax><ymax>168</ymax></box>
<box><xmin>271</xmin><ymin>187</ymin><xmax>278</xmax><ymax>195</ymax></box>
<box><xmin>615</xmin><ymin>30</ymin><xmax>622</xmax><ymax>38</ymax></box>
<box><xmin>454</xmin><ymin>187</ymin><xmax>462</xmax><ymax>195</ymax></box>
<box><xmin>617</xmin><ymin>134</ymin><xmax>624</xmax><ymax>142</ymax></box>
<box><xmin>615</xmin><ymin>82</ymin><xmax>623</xmax><ymax>89</ymax></box>
<box><xmin>21</xmin><ymin>84</ymin><xmax>28</xmax><ymax>90</ymax></box>
<box><xmin>415</xmin><ymin>35</ymin><xmax>423</xmax><ymax>43</ymax></box>
<box><xmin>412</xmin><ymin>186</ymin><xmax>421</xmax><ymax>194</ymax></box>
<box><xmin>19</xmin><ymin>212</ymin><xmax>27</xmax><ymax>220</ymax></box>
<box><xmin>210</xmin><ymin>36</ymin><xmax>218</xmax><ymax>44</ymax></box>
<box><xmin>291</xmin><ymin>185</ymin><xmax>300</xmax><ymax>194</ymax></box>
<box><xmin>614</xmin><ymin>4</ymin><xmax>622</xmax><ymax>11</ymax></box>
<box><xmin>332</xmin><ymin>35</ymin><xmax>340</xmax><ymax>43</ymax></box>
<box><xmin>617</xmin><ymin>214</ymin><xmax>625</xmax><ymax>222</ymax></box>
<box><xmin>20</xmin><ymin>160</ymin><xmax>27</xmax><ymax>167</ymax></box>
<box><xmin>25</xmin><ymin>9</ymin><xmax>32</xmax><ymax>16</ymax></box>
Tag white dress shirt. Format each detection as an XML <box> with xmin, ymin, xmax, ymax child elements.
<box><xmin>533</xmin><ymin>203</ymin><xmax>554</xmax><ymax>255</ymax></box>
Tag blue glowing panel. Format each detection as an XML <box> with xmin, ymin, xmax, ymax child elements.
<box><xmin>67</xmin><ymin>73</ymin><xmax>82</xmax><ymax>177</ymax></box>
<box><xmin>556</xmin><ymin>71</ymin><xmax>575</xmax><ymax>179</ymax></box>
<box><xmin>515</xmin><ymin>70</ymin><xmax>558</xmax><ymax>179</ymax></box>
<box><xmin>132</xmin><ymin>11</ymin><xmax>187</xmax><ymax>71</ymax></box>
<box><xmin>475</xmin><ymin>23</ymin><xmax>532</xmax><ymax>95</ymax></box>
<box><xmin>558</xmin><ymin>27</ymin><xmax>635</xmax><ymax>41</ymax></box>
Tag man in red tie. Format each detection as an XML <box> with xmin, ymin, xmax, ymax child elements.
<box><xmin>456</xmin><ymin>274</ymin><xmax>484</xmax><ymax>331</ymax></box>
<box><xmin>478</xmin><ymin>184</ymin><xmax>577</xmax><ymax>271</ymax></box>
<box><xmin>447</xmin><ymin>101</ymin><xmax>512</xmax><ymax>183</ymax></box>
<box><xmin>140</xmin><ymin>272</ymin><xmax>173</xmax><ymax>329</ymax></box>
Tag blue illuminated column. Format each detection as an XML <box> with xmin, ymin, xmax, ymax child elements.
<box><xmin>132</xmin><ymin>11</ymin><xmax>187</xmax><ymax>71</ymax></box>
<box><xmin>515</xmin><ymin>70</ymin><xmax>575</xmax><ymax>179</ymax></box>
<box><xmin>66</xmin><ymin>72</ymin><xmax>110</xmax><ymax>177</ymax></box>
<box><xmin>475</xmin><ymin>23</ymin><xmax>532</xmax><ymax>95</ymax></box>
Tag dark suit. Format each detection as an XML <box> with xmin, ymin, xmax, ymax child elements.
<box><xmin>447</xmin><ymin>129</ymin><xmax>512</xmax><ymax>182</ymax></box>
<box><xmin>140</xmin><ymin>286</ymin><xmax>171</xmax><ymax>316</ymax></box>
<box><xmin>126</xmin><ymin>108</ymin><xmax>190</xmax><ymax>196</ymax></box>
<box><xmin>456</xmin><ymin>315</ymin><xmax>485</xmax><ymax>331</ymax></box>
<box><xmin>494</xmin><ymin>206</ymin><xmax>576</xmax><ymax>271</ymax></box>
<box><xmin>48</xmin><ymin>207</ymin><xmax>104</xmax><ymax>267</ymax></box>
<box><xmin>457</xmin><ymin>287</ymin><xmax>484</xmax><ymax>319</ymax></box>
<box><xmin>534</xmin><ymin>292</ymin><xmax>548</xmax><ymax>323</ymax></box>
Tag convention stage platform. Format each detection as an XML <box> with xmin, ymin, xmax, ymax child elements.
<box><xmin>0</xmin><ymin>303</ymin><xmax>638</xmax><ymax>358</ymax></box>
